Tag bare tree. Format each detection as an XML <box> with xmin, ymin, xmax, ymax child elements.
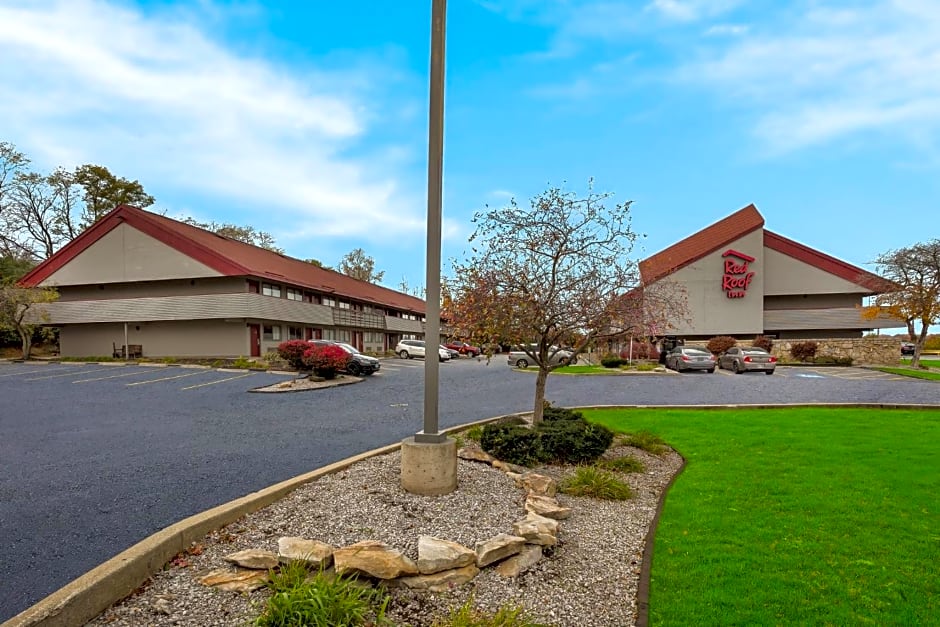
<box><xmin>864</xmin><ymin>240</ymin><xmax>940</xmax><ymax>368</ymax></box>
<box><xmin>447</xmin><ymin>182</ymin><xmax>642</xmax><ymax>424</ymax></box>
<box><xmin>338</xmin><ymin>247</ymin><xmax>385</xmax><ymax>283</ymax></box>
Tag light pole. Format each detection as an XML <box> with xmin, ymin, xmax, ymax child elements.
<box><xmin>400</xmin><ymin>0</ymin><xmax>457</xmax><ymax>495</ymax></box>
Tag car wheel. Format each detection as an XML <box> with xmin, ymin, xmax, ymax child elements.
<box><xmin>732</xmin><ymin>361</ymin><xmax>741</xmax><ymax>374</ymax></box>
<box><xmin>516</xmin><ymin>358</ymin><xmax>529</xmax><ymax>368</ymax></box>
<box><xmin>708</xmin><ymin>368</ymin><xmax>715</xmax><ymax>374</ymax></box>
<box><xmin>765</xmin><ymin>370</ymin><xmax>774</xmax><ymax>375</ymax></box>
<box><xmin>398</xmin><ymin>350</ymin><xmax>409</xmax><ymax>359</ymax></box>
<box><xmin>347</xmin><ymin>362</ymin><xmax>361</xmax><ymax>376</ymax></box>
<box><xmin>362</xmin><ymin>371</ymin><xmax>374</xmax><ymax>376</ymax></box>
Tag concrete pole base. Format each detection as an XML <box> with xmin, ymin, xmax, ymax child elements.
<box><xmin>400</xmin><ymin>436</ymin><xmax>458</xmax><ymax>496</ymax></box>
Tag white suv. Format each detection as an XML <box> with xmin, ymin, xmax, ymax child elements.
<box><xmin>395</xmin><ymin>339</ymin><xmax>450</xmax><ymax>361</ymax></box>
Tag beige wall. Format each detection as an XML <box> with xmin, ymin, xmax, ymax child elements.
<box><xmin>60</xmin><ymin>321</ymin><xmax>248</xmax><ymax>357</ymax></box>
<box><xmin>57</xmin><ymin>277</ymin><xmax>247</xmax><ymax>301</ymax></box>
<box><xmin>763</xmin><ymin>248</ymin><xmax>866</xmax><ymax>296</ymax></box>
<box><xmin>44</xmin><ymin>223</ymin><xmax>223</xmax><ymax>286</ymax></box>
<box><xmin>659</xmin><ymin>229</ymin><xmax>765</xmax><ymax>336</ymax></box>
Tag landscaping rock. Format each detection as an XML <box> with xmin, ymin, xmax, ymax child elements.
<box><xmin>197</xmin><ymin>568</ymin><xmax>268</xmax><ymax>593</ymax></box>
<box><xmin>457</xmin><ymin>448</ymin><xmax>496</xmax><ymax>464</ymax></box>
<box><xmin>222</xmin><ymin>548</ymin><xmax>279</xmax><ymax>570</ymax></box>
<box><xmin>512</xmin><ymin>512</ymin><xmax>560</xmax><ymax>545</ymax></box>
<box><xmin>525</xmin><ymin>494</ymin><xmax>572</xmax><ymax>520</ymax></box>
<box><xmin>333</xmin><ymin>540</ymin><xmax>418</xmax><ymax>579</ymax></box>
<box><xmin>495</xmin><ymin>545</ymin><xmax>543</xmax><ymax>578</ymax></box>
<box><xmin>520</xmin><ymin>472</ymin><xmax>557</xmax><ymax>497</ymax></box>
<box><xmin>475</xmin><ymin>533</ymin><xmax>526</xmax><ymax>567</ymax></box>
<box><xmin>417</xmin><ymin>535</ymin><xmax>476</xmax><ymax>574</ymax></box>
<box><xmin>277</xmin><ymin>536</ymin><xmax>334</xmax><ymax>568</ymax></box>
<box><xmin>394</xmin><ymin>564</ymin><xmax>481</xmax><ymax>592</ymax></box>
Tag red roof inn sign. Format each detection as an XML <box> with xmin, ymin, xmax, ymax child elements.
<box><xmin>721</xmin><ymin>249</ymin><xmax>756</xmax><ymax>299</ymax></box>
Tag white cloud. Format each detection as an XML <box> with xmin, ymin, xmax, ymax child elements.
<box><xmin>0</xmin><ymin>0</ymin><xmax>425</xmax><ymax>241</ymax></box>
<box><xmin>675</xmin><ymin>1</ymin><xmax>940</xmax><ymax>153</ymax></box>
<box><xmin>645</xmin><ymin>0</ymin><xmax>743</xmax><ymax>22</ymax></box>
<box><xmin>704</xmin><ymin>23</ymin><xmax>749</xmax><ymax>36</ymax></box>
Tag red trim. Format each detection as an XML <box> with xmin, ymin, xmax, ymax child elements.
<box><xmin>763</xmin><ymin>231</ymin><xmax>897</xmax><ymax>294</ymax></box>
<box><xmin>722</xmin><ymin>249</ymin><xmax>756</xmax><ymax>263</ymax></box>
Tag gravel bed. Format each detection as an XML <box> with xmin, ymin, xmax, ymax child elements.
<box><xmin>88</xmin><ymin>444</ymin><xmax>682</xmax><ymax>627</ymax></box>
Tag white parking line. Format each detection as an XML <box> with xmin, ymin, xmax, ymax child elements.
<box><xmin>181</xmin><ymin>373</ymin><xmax>254</xmax><ymax>390</ymax></box>
<box><xmin>0</xmin><ymin>367</ymin><xmax>83</xmax><ymax>378</ymax></box>
<box><xmin>126</xmin><ymin>370</ymin><xmax>210</xmax><ymax>386</ymax></box>
<box><xmin>73</xmin><ymin>370</ymin><xmax>159</xmax><ymax>383</ymax></box>
<box><xmin>25</xmin><ymin>367</ymin><xmax>119</xmax><ymax>381</ymax></box>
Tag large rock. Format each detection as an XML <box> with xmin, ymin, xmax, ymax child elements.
<box><xmin>492</xmin><ymin>460</ymin><xmax>528</xmax><ymax>474</ymax></box>
<box><xmin>520</xmin><ymin>472</ymin><xmax>557</xmax><ymax>497</ymax></box>
<box><xmin>198</xmin><ymin>568</ymin><xmax>268</xmax><ymax>593</ymax></box>
<box><xmin>475</xmin><ymin>533</ymin><xmax>526</xmax><ymax>568</ymax></box>
<box><xmin>223</xmin><ymin>548</ymin><xmax>279</xmax><ymax>570</ymax></box>
<box><xmin>525</xmin><ymin>494</ymin><xmax>572</xmax><ymax>520</ymax></box>
<box><xmin>457</xmin><ymin>447</ymin><xmax>495</xmax><ymax>464</ymax></box>
<box><xmin>333</xmin><ymin>540</ymin><xmax>418</xmax><ymax>579</ymax></box>
<box><xmin>495</xmin><ymin>545</ymin><xmax>543</xmax><ymax>578</ymax></box>
<box><xmin>278</xmin><ymin>537</ymin><xmax>334</xmax><ymax>569</ymax></box>
<box><xmin>417</xmin><ymin>535</ymin><xmax>476</xmax><ymax>574</ymax></box>
<box><xmin>395</xmin><ymin>564</ymin><xmax>480</xmax><ymax>592</ymax></box>
<box><xmin>512</xmin><ymin>512</ymin><xmax>560</xmax><ymax>546</ymax></box>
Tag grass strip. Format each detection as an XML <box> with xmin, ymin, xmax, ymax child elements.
<box><xmin>584</xmin><ymin>407</ymin><xmax>940</xmax><ymax>626</ymax></box>
<box><xmin>874</xmin><ymin>367</ymin><xmax>940</xmax><ymax>381</ymax></box>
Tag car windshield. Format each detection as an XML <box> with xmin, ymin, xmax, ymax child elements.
<box><xmin>743</xmin><ymin>349</ymin><xmax>769</xmax><ymax>355</ymax></box>
<box><xmin>337</xmin><ymin>343</ymin><xmax>359</xmax><ymax>354</ymax></box>
<box><xmin>685</xmin><ymin>349</ymin><xmax>710</xmax><ymax>356</ymax></box>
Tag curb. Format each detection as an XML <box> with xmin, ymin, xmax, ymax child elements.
<box><xmin>1</xmin><ymin>414</ymin><xmax>514</xmax><ymax>627</ymax></box>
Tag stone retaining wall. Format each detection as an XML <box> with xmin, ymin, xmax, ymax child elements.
<box><xmin>770</xmin><ymin>337</ymin><xmax>901</xmax><ymax>366</ymax></box>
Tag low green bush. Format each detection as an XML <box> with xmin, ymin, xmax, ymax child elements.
<box><xmin>559</xmin><ymin>466</ymin><xmax>633</xmax><ymax>500</ymax></box>
<box><xmin>432</xmin><ymin>598</ymin><xmax>545</xmax><ymax>626</ymax></box>
<box><xmin>254</xmin><ymin>562</ymin><xmax>389</xmax><ymax>627</ymax></box>
<box><xmin>539</xmin><ymin>419</ymin><xmax>614</xmax><ymax>464</ymax></box>
<box><xmin>480</xmin><ymin>422</ymin><xmax>544</xmax><ymax>467</ymax></box>
<box><xmin>464</xmin><ymin>425</ymin><xmax>484</xmax><ymax>442</ymax></box>
<box><xmin>600</xmin><ymin>354</ymin><xmax>625</xmax><ymax>368</ymax></box>
<box><xmin>813</xmin><ymin>355</ymin><xmax>853</xmax><ymax>366</ymax></box>
<box><xmin>541</xmin><ymin>404</ymin><xmax>584</xmax><ymax>422</ymax></box>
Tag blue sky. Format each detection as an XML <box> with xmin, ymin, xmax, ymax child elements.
<box><xmin>2</xmin><ymin>0</ymin><xmax>938</xmax><ymax>316</ymax></box>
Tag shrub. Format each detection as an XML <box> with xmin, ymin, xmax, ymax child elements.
<box><xmin>752</xmin><ymin>335</ymin><xmax>774</xmax><ymax>352</ymax></box>
<box><xmin>814</xmin><ymin>355</ymin><xmax>853</xmax><ymax>366</ymax></box>
<box><xmin>480</xmin><ymin>422</ymin><xmax>545</xmax><ymax>467</ymax></box>
<box><xmin>622</xmin><ymin>430</ymin><xmax>668</xmax><ymax>456</ymax></box>
<box><xmin>254</xmin><ymin>561</ymin><xmax>389</xmax><ymax>627</ymax></box>
<box><xmin>541</xmin><ymin>404</ymin><xmax>585</xmax><ymax>422</ymax></box>
<box><xmin>600</xmin><ymin>354</ymin><xmax>625</xmax><ymax>368</ymax></box>
<box><xmin>302</xmin><ymin>344</ymin><xmax>349</xmax><ymax>379</ymax></box>
<box><xmin>464</xmin><ymin>425</ymin><xmax>484</xmax><ymax>442</ymax></box>
<box><xmin>789</xmin><ymin>341</ymin><xmax>818</xmax><ymax>362</ymax></box>
<box><xmin>707</xmin><ymin>336</ymin><xmax>737</xmax><ymax>355</ymax></box>
<box><xmin>598</xmin><ymin>455</ymin><xmax>646</xmax><ymax>474</ymax></box>
<box><xmin>925</xmin><ymin>335</ymin><xmax>940</xmax><ymax>350</ymax></box>
<box><xmin>277</xmin><ymin>340</ymin><xmax>310</xmax><ymax>370</ymax></box>
<box><xmin>559</xmin><ymin>466</ymin><xmax>633</xmax><ymax>500</ymax></box>
<box><xmin>539</xmin><ymin>419</ymin><xmax>614</xmax><ymax>464</ymax></box>
<box><xmin>622</xmin><ymin>341</ymin><xmax>659</xmax><ymax>360</ymax></box>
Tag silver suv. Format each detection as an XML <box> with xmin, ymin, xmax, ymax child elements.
<box><xmin>507</xmin><ymin>345</ymin><xmax>574</xmax><ymax>369</ymax></box>
<box><xmin>395</xmin><ymin>339</ymin><xmax>450</xmax><ymax>361</ymax></box>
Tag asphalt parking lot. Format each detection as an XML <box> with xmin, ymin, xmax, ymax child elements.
<box><xmin>1</xmin><ymin>357</ymin><xmax>937</xmax><ymax>622</ymax></box>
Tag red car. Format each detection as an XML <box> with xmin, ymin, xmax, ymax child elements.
<box><xmin>444</xmin><ymin>341</ymin><xmax>481</xmax><ymax>357</ymax></box>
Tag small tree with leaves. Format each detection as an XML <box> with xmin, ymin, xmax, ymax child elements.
<box><xmin>338</xmin><ymin>248</ymin><xmax>384</xmax><ymax>283</ymax></box>
<box><xmin>0</xmin><ymin>282</ymin><xmax>58</xmax><ymax>359</ymax></box>
<box><xmin>863</xmin><ymin>240</ymin><xmax>940</xmax><ymax>368</ymax></box>
<box><xmin>448</xmin><ymin>181</ymin><xmax>641</xmax><ymax>424</ymax></box>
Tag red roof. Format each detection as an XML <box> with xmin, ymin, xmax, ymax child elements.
<box><xmin>19</xmin><ymin>205</ymin><xmax>428</xmax><ymax>313</ymax></box>
<box><xmin>639</xmin><ymin>204</ymin><xmax>765</xmax><ymax>284</ymax></box>
<box><xmin>763</xmin><ymin>230</ymin><xmax>896</xmax><ymax>294</ymax></box>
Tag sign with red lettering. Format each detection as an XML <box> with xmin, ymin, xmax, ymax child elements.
<box><xmin>721</xmin><ymin>249</ymin><xmax>755</xmax><ymax>299</ymax></box>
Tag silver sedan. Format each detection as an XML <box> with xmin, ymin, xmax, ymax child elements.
<box><xmin>718</xmin><ymin>346</ymin><xmax>777</xmax><ymax>374</ymax></box>
<box><xmin>665</xmin><ymin>347</ymin><xmax>716</xmax><ymax>373</ymax></box>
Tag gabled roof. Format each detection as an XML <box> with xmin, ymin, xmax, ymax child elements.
<box><xmin>763</xmin><ymin>230</ymin><xmax>897</xmax><ymax>294</ymax></box>
<box><xmin>19</xmin><ymin>205</ymin><xmax>427</xmax><ymax>313</ymax></box>
<box><xmin>639</xmin><ymin>204</ymin><xmax>765</xmax><ymax>284</ymax></box>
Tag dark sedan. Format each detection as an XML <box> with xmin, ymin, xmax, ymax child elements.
<box><xmin>665</xmin><ymin>347</ymin><xmax>716</xmax><ymax>373</ymax></box>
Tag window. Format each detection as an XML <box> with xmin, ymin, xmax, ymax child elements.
<box><xmin>286</xmin><ymin>288</ymin><xmax>302</xmax><ymax>301</ymax></box>
<box><xmin>288</xmin><ymin>326</ymin><xmax>303</xmax><ymax>340</ymax></box>
<box><xmin>263</xmin><ymin>325</ymin><xmax>281</xmax><ymax>341</ymax></box>
<box><xmin>323</xmin><ymin>296</ymin><xmax>336</xmax><ymax>307</ymax></box>
<box><xmin>262</xmin><ymin>283</ymin><xmax>281</xmax><ymax>297</ymax></box>
<box><xmin>338</xmin><ymin>301</ymin><xmax>351</xmax><ymax>310</ymax></box>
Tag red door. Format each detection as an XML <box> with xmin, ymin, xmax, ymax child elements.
<box><xmin>248</xmin><ymin>324</ymin><xmax>261</xmax><ymax>357</ymax></box>
<box><xmin>352</xmin><ymin>331</ymin><xmax>363</xmax><ymax>351</ymax></box>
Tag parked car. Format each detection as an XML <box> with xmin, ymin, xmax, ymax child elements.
<box><xmin>665</xmin><ymin>347</ymin><xmax>716</xmax><ymax>373</ymax></box>
<box><xmin>395</xmin><ymin>339</ymin><xmax>450</xmax><ymax>361</ymax></box>
<box><xmin>308</xmin><ymin>340</ymin><xmax>381</xmax><ymax>376</ymax></box>
<box><xmin>441</xmin><ymin>345</ymin><xmax>460</xmax><ymax>359</ymax></box>
<box><xmin>507</xmin><ymin>345</ymin><xmax>575</xmax><ymax>368</ymax></box>
<box><xmin>443</xmin><ymin>340</ymin><xmax>482</xmax><ymax>357</ymax></box>
<box><xmin>718</xmin><ymin>346</ymin><xmax>776</xmax><ymax>374</ymax></box>
<box><xmin>901</xmin><ymin>342</ymin><xmax>916</xmax><ymax>356</ymax></box>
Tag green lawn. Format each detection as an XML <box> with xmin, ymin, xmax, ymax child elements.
<box><xmin>901</xmin><ymin>358</ymin><xmax>940</xmax><ymax>368</ymax></box>
<box><xmin>583</xmin><ymin>407</ymin><xmax>940</xmax><ymax>626</ymax></box>
<box><xmin>876</xmin><ymin>367</ymin><xmax>940</xmax><ymax>381</ymax></box>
